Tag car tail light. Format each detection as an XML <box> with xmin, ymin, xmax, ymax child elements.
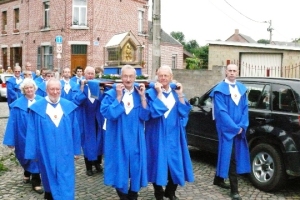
<box><xmin>1</xmin><ymin>83</ymin><xmax>6</xmax><ymax>88</ymax></box>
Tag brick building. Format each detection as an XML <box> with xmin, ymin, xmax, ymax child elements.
<box><xmin>0</xmin><ymin>0</ymin><xmax>151</xmax><ymax>74</ymax></box>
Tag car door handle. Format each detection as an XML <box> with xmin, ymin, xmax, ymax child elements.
<box><xmin>255</xmin><ymin>117</ymin><xmax>273</xmax><ymax>123</ymax></box>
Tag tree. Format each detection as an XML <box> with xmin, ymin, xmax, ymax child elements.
<box><xmin>170</xmin><ymin>31</ymin><xmax>185</xmax><ymax>45</ymax></box>
<box><xmin>257</xmin><ymin>39</ymin><xmax>270</xmax><ymax>44</ymax></box>
<box><xmin>171</xmin><ymin>31</ymin><xmax>208</xmax><ymax>69</ymax></box>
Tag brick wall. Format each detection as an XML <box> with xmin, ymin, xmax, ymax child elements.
<box><xmin>172</xmin><ymin>66</ymin><xmax>225</xmax><ymax>99</ymax></box>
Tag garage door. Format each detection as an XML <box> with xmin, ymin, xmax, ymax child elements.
<box><xmin>240</xmin><ymin>53</ymin><xmax>282</xmax><ymax>77</ymax></box>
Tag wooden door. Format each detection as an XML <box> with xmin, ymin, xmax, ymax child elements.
<box><xmin>71</xmin><ymin>54</ymin><xmax>87</xmax><ymax>75</ymax></box>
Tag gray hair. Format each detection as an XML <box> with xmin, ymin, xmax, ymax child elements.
<box><xmin>19</xmin><ymin>78</ymin><xmax>38</xmax><ymax>94</ymax></box>
<box><xmin>157</xmin><ymin>65</ymin><xmax>173</xmax><ymax>75</ymax></box>
<box><xmin>121</xmin><ymin>65</ymin><xmax>136</xmax><ymax>75</ymax></box>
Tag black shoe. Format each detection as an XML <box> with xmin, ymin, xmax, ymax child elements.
<box><xmin>168</xmin><ymin>195</ymin><xmax>179</xmax><ymax>200</ymax></box>
<box><xmin>230</xmin><ymin>193</ymin><xmax>242</xmax><ymax>200</ymax></box>
<box><xmin>213</xmin><ymin>180</ymin><xmax>230</xmax><ymax>189</ymax></box>
<box><xmin>86</xmin><ymin>170</ymin><xmax>93</xmax><ymax>176</ymax></box>
<box><xmin>95</xmin><ymin>163</ymin><xmax>103</xmax><ymax>173</ymax></box>
<box><xmin>33</xmin><ymin>186</ymin><xmax>44</xmax><ymax>194</ymax></box>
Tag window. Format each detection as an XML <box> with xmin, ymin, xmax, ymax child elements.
<box><xmin>72</xmin><ymin>0</ymin><xmax>87</xmax><ymax>26</ymax></box>
<box><xmin>2</xmin><ymin>11</ymin><xmax>7</xmax><ymax>31</ymax></box>
<box><xmin>138</xmin><ymin>10</ymin><xmax>144</xmax><ymax>33</ymax></box>
<box><xmin>271</xmin><ymin>84</ymin><xmax>298</xmax><ymax>113</ymax></box>
<box><xmin>37</xmin><ymin>46</ymin><xmax>53</xmax><ymax>69</ymax></box>
<box><xmin>244</xmin><ymin>83</ymin><xmax>266</xmax><ymax>109</ymax></box>
<box><xmin>71</xmin><ymin>45</ymin><xmax>87</xmax><ymax>54</ymax></box>
<box><xmin>44</xmin><ymin>2</ymin><xmax>50</xmax><ymax>28</ymax></box>
<box><xmin>172</xmin><ymin>54</ymin><xmax>177</xmax><ymax>69</ymax></box>
<box><xmin>14</xmin><ymin>8</ymin><xmax>19</xmax><ymax>30</ymax></box>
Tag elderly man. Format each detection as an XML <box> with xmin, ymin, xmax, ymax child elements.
<box><xmin>100</xmin><ymin>65</ymin><xmax>149</xmax><ymax>200</ymax></box>
<box><xmin>25</xmin><ymin>78</ymin><xmax>81</xmax><ymax>200</ymax></box>
<box><xmin>145</xmin><ymin>65</ymin><xmax>194</xmax><ymax>200</ymax></box>
<box><xmin>73</xmin><ymin>66</ymin><xmax>104</xmax><ymax>176</ymax></box>
<box><xmin>21</xmin><ymin>62</ymin><xmax>37</xmax><ymax>79</ymax></box>
<box><xmin>6</xmin><ymin>65</ymin><xmax>23</xmax><ymax>106</ymax></box>
<box><xmin>3</xmin><ymin>78</ymin><xmax>43</xmax><ymax>194</ymax></box>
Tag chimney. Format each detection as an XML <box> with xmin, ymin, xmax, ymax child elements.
<box><xmin>235</xmin><ymin>29</ymin><xmax>239</xmax><ymax>35</ymax></box>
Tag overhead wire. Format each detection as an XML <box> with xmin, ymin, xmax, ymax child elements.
<box><xmin>223</xmin><ymin>0</ymin><xmax>267</xmax><ymax>24</ymax></box>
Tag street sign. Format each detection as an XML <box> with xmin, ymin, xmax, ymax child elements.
<box><xmin>56</xmin><ymin>43</ymin><xmax>62</xmax><ymax>53</ymax></box>
<box><xmin>55</xmin><ymin>35</ymin><xmax>63</xmax><ymax>44</ymax></box>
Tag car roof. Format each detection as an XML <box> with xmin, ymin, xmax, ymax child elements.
<box><xmin>237</xmin><ymin>77</ymin><xmax>300</xmax><ymax>85</ymax></box>
<box><xmin>0</xmin><ymin>74</ymin><xmax>13</xmax><ymax>81</ymax></box>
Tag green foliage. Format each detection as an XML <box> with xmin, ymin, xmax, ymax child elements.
<box><xmin>170</xmin><ymin>31</ymin><xmax>185</xmax><ymax>45</ymax></box>
<box><xmin>257</xmin><ymin>39</ymin><xmax>270</xmax><ymax>44</ymax></box>
<box><xmin>171</xmin><ymin>31</ymin><xmax>209</xmax><ymax>69</ymax></box>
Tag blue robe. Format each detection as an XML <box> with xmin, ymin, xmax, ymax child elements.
<box><xmin>70</xmin><ymin>76</ymin><xmax>85</xmax><ymax>84</ymax></box>
<box><xmin>6</xmin><ymin>76</ymin><xmax>23</xmax><ymax>105</ymax></box>
<box><xmin>34</xmin><ymin>76</ymin><xmax>44</xmax><ymax>84</ymax></box>
<box><xmin>3</xmin><ymin>95</ymin><xmax>43</xmax><ymax>173</ymax></box>
<box><xmin>209</xmin><ymin>81</ymin><xmax>251</xmax><ymax>178</ymax></box>
<box><xmin>60</xmin><ymin>80</ymin><xmax>78</xmax><ymax>101</ymax></box>
<box><xmin>21</xmin><ymin>72</ymin><xmax>37</xmax><ymax>79</ymax></box>
<box><xmin>100</xmin><ymin>87</ymin><xmax>150</xmax><ymax>193</ymax></box>
<box><xmin>25</xmin><ymin>98</ymin><xmax>81</xmax><ymax>200</ymax></box>
<box><xmin>73</xmin><ymin>82</ymin><xmax>104</xmax><ymax>160</ymax></box>
<box><xmin>145</xmin><ymin>87</ymin><xmax>194</xmax><ymax>186</ymax></box>
<box><xmin>36</xmin><ymin>81</ymin><xmax>47</xmax><ymax>97</ymax></box>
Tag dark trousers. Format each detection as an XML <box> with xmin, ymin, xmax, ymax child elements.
<box><xmin>24</xmin><ymin>170</ymin><xmax>42</xmax><ymax>187</ymax></box>
<box><xmin>84</xmin><ymin>155</ymin><xmax>102</xmax><ymax>170</ymax></box>
<box><xmin>44</xmin><ymin>191</ymin><xmax>53</xmax><ymax>200</ymax></box>
<box><xmin>116</xmin><ymin>189</ymin><xmax>138</xmax><ymax>200</ymax></box>
<box><xmin>229</xmin><ymin>140</ymin><xmax>238</xmax><ymax>194</ymax></box>
<box><xmin>153</xmin><ymin>169</ymin><xmax>178</xmax><ymax>198</ymax></box>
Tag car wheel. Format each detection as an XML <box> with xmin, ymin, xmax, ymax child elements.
<box><xmin>249</xmin><ymin>143</ymin><xmax>287</xmax><ymax>192</ymax></box>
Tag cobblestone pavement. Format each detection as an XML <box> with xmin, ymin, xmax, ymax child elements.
<box><xmin>0</xmin><ymin>102</ymin><xmax>300</xmax><ymax>200</ymax></box>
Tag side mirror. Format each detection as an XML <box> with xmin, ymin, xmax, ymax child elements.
<box><xmin>189</xmin><ymin>97</ymin><xmax>200</xmax><ymax>106</ymax></box>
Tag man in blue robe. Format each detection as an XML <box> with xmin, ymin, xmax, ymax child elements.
<box><xmin>209</xmin><ymin>64</ymin><xmax>250</xmax><ymax>200</ymax></box>
<box><xmin>70</xmin><ymin>66</ymin><xmax>85</xmax><ymax>84</ymax></box>
<box><xmin>145</xmin><ymin>65</ymin><xmax>194</xmax><ymax>200</ymax></box>
<box><xmin>21</xmin><ymin>62</ymin><xmax>37</xmax><ymax>79</ymax></box>
<box><xmin>35</xmin><ymin>70</ymin><xmax>55</xmax><ymax>97</ymax></box>
<box><xmin>73</xmin><ymin>66</ymin><xmax>104</xmax><ymax>176</ymax></box>
<box><xmin>3</xmin><ymin>78</ymin><xmax>43</xmax><ymax>194</ymax></box>
<box><xmin>60</xmin><ymin>67</ymin><xmax>78</xmax><ymax>101</ymax></box>
<box><xmin>100</xmin><ymin>65</ymin><xmax>150</xmax><ymax>200</ymax></box>
<box><xmin>6</xmin><ymin>65</ymin><xmax>23</xmax><ymax>106</ymax></box>
<box><xmin>25</xmin><ymin>78</ymin><xmax>81</xmax><ymax>200</ymax></box>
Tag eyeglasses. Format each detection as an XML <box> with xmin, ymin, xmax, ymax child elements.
<box><xmin>14</xmin><ymin>71</ymin><xmax>21</xmax><ymax>73</ymax></box>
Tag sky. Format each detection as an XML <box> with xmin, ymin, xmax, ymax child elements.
<box><xmin>148</xmin><ymin>0</ymin><xmax>300</xmax><ymax>46</ymax></box>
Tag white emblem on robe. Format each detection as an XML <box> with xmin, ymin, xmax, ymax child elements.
<box><xmin>122</xmin><ymin>92</ymin><xmax>134</xmax><ymax>115</ymax></box>
<box><xmin>28</xmin><ymin>99</ymin><xmax>36</xmax><ymax>107</ymax></box>
<box><xmin>64</xmin><ymin>81</ymin><xmax>71</xmax><ymax>94</ymax></box>
<box><xmin>46</xmin><ymin>103</ymin><xmax>63</xmax><ymax>127</ymax></box>
<box><xmin>161</xmin><ymin>92</ymin><xmax>175</xmax><ymax>118</ymax></box>
<box><xmin>88</xmin><ymin>87</ymin><xmax>95</xmax><ymax>103</ymax></box>
<box><xmin>229</xmin><ymin>85</ymin><xmax>241</xmax><ymax>105</ymax></box>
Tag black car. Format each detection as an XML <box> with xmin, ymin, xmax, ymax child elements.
<box><xmin>186</xmin><ymin>77</ymin><xmax>300</xmax><ymax>192</ymax></box>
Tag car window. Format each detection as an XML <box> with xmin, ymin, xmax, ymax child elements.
<box><xmin>3</xmin><ymin>75</ymin><xmax>12</xmax><ymax>82</ymax></box>
<box><xmin>272</xmin><ymin>84</ymin><xmax>298</xmax><ymax>113</ymax></box>
<box><xmin>200</xmin><ymin>93</ymin><xmax>212</xmax><ymax>107</ymax></box>
<box><xmin>244</xmin><ymin>83</ymin><xmax>267</xmax><ymax>109</ymax></box>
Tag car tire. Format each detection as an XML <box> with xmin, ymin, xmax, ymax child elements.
<box><xmin>249</xmin><ymin>143</ymin><xmax>287</xmax><ymax>192</ymax></box>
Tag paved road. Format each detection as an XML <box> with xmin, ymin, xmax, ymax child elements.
<box><xmin>0</xmin><ymin>102</ymin><xmax>300</xmax><ymax>200</ymax></box>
